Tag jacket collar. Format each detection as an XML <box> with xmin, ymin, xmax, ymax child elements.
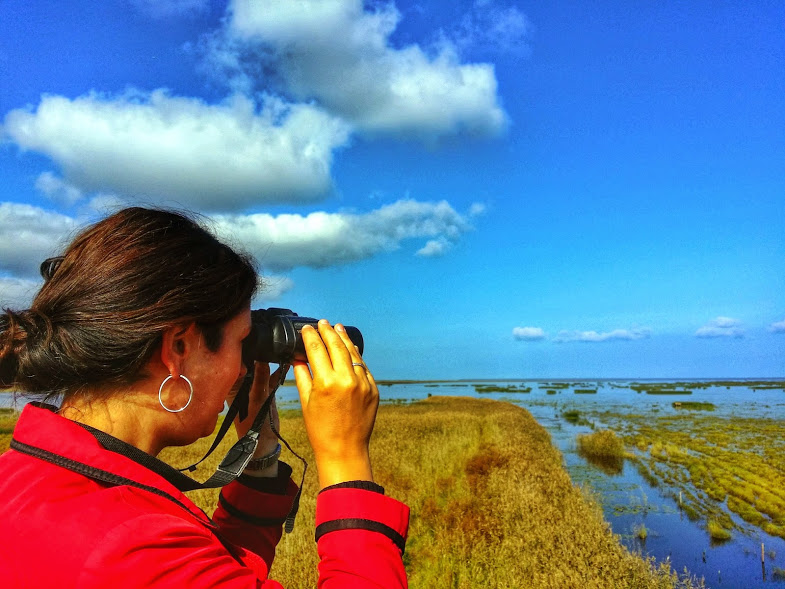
<box><xmin>12</xmin><ymin>402</ymin><xmax>213</xmax><ymax>525</ymax></box>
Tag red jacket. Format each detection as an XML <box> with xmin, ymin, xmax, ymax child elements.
<box><xmin>0</xmin><ymin>404</ymin><xmax>409</xmax><ymax>588</ymax></box>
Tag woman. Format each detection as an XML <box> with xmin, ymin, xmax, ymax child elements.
<box><xmin>0</xmin><ymin>208</ymin><xmax>408</xmax><ymax>588</ymax></box>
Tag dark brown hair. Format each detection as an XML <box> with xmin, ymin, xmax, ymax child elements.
<box><xmin>0</xmin><ymin>207</ymin><xmax>258</xmax><ymax>401</ymax></box>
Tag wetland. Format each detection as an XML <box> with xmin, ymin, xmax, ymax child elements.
<box><xmin>370</xmin><ymin>378</ymin><xmax>785</xmax><ymax>588</ymax></box>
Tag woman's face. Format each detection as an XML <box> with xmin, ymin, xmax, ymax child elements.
<box><xmin>184</xmin><ymin>305</ymin><xmax>252</xmax><ymax>439</ymax></box>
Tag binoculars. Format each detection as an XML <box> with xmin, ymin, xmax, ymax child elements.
<box><xmin>242</xmin><ymin>308</ymin><xmax>364</xmax><ymax>366</ymax></box>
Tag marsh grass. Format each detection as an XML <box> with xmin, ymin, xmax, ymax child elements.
<box><xmin>595</xmin><ymin>409</ymin><xmax>785</xmax><ymax>542</ymax></box>
<box><xmin>474</xmin><ymin>384</ymin><xmax>532</xmax><ymax>393</ymax></box>
<box><xmin>562</xmin><ymin>409</ymin><xmax>594</xmax><ymax>427</ymax></box>
<box><xmin>634</xmin><ymin>523</ymin><xmax>649</xmax><ymax>541</ymax></box>
<box><xmin>672</xmin><ymin>402</ymin><xmax>715</xmax><ymax>411</ymax></box>
<box><xmin>2</xmin><ymin>398</ymin><xmax>703</xmax><ymax>588</ymax></box>
<box><xmin>577</xmin><ymin>429</ymin><xmax>626</xmax><ymax>475</ymax></box>
<box><xmin>706</xmin><ymin>519</ymin><xmax>731</xmax><ymax>542</ymax></box>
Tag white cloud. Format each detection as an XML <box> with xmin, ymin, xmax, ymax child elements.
<box><xmin>0</xmin><ymin>277</ymin><xmax>41</xmax><ymax>309</ymax></box>
<box><xmin>416</xmin><ymin>238</ymin><xmax>450</xmax><ymax>257</ymax></box>
<box><xmin>468</xmin><ymin>202</ymin><xmax>487</xmax><ymax>217</ymax></box>
<box><xmin>213</xmin><ymin>199</ymin><xmax>473</xmax><ymax>271</ymax></box>
<box><xmin>0</xmin><ymin>203</ymin><xmax>78</xmax><ymax>277</ymax></box>
<box><xmin>0</xmin><ymin>199</ymin><xmax>471</xmax><ymax>302</ymax></box>
<box><xmin>554</xmin><ymin>328</ymin><xmax>652</xmax><ymax>343</ymax></box>
<box><xmin>695</xmin><ymin>317</ymin><xmax>744</xmax><ymax>339</ymax></box>
<box><xmin>768</xmin><ymin>319</ymin><xmax>785</xmax><ymax>334</ymax></box>
<box><xmin>35</xmin><ymin>172</ymin><xmax>84</xmax><ymax>205</ymax></box>
<box><xmin>452</xmin><ymin>1</ymin><xmax>530</xmax><ymax>55</ymax></box>
<box><xmin>3</xmin><ymin>91</ymin><xmax>350</xmax><ymax>211</ymax></box>
<box><xmin>513</xmin><ymin>326</ymin><xmax>546</xmax><ymax>341</ymax></box>
<box><xmin>210</xmin><ymin>0</ymin><xmax>508</xmax><ymax>140</ymax></box>
<box><xmin>129</xmin><ymin>0</ymin><xmax>210</xmax><ymax>18</ymax></box>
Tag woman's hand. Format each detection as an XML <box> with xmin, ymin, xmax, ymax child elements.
<box><xmin>293</xmin><ymin>320</ymin><xmax>379</xmax><ymax>489</ymax></box>
<box><xmin>227</xmin><ymin>362</ymin><xmax>281</xmax><ymax>458</ymax></box>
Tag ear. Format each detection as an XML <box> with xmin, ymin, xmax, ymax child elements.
<box><xmin>160</xmin><ymin>322</ymin><xmax>200</xmax><ymax>376</ymax></box>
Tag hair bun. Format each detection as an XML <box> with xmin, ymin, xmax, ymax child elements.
<box><xmin>0</xmin><ymin>309</ymin><xmax>25</xmax><ymax>387</ymax></box>
<box><xmin>0</xmin><ymin>309</ymin><xmax>54</xmax><ymax>389</ymax></box>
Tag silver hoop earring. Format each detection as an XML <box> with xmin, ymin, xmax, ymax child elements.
<box><xmin>158</xmin><ymin>374</ymin><xmax>194</xmax><ymax>413</ymax></box>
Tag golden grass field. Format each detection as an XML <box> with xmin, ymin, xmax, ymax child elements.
<box><xmin>1</xmin><ymin>398</ymin><xmax>703</xmax><ymax>588</ymax></box>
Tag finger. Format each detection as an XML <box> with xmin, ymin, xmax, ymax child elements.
<box><xmin>317</xmin><ymin>320</ymin><xmax>353</xmax><ymax>369</ymax></box>
<box><xmin>334</xmin><ymin>326</ymin><xmax>370</xmax><ymax>379</ymax></box>
<box><xmin>364</xmin><ymin>365</ymin><xmax>378</xmax><ymax>395</ymax></box>
<box><xmin>301</xmin><ymin>323</ymin><xmax>334</xmax><ymax>372</ymax></box>
<box><xmin>335</xmin><ymin>324</ymin><xmax>363</xmax><ymax>361</ymax></box>
<box><xmin>293</xmin><ymin>361</ymin><xmax>313</xmax><ymax>406</ymax></box>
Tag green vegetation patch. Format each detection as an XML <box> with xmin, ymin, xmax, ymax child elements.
<box><xmin>541</xmin><ymin>382</ymin><xmax>570</xmax><ymax>389</ymax></box>
<box><xmin>707</xmin><ymin>519</ymin><xmax>731</xmax><ymax>542</ymax></box>
<box><xmin>562</xmin><ymin>410</ymin><xmax>593</xmax><ymax>427</ymax></box>
<box><xmin>474</xmin><ymin>384</ymin><xmax>532</xmax><ymax>394</ymax></box>
<box><xmin>591</xmin><ymin>406</ymin><xmax>785</xmax><ymax>542</ymax></box>
<box><xmin>577</xmin><ymin>429</ymin><xmax>626</xmax><ymax>475</ymax></box>
<box><xmin>672</xmin><ymin>402</ymin><xmax>715</xmax><ymax>411</ymax></box>
<box><xmin>574</xmin><ymin>388</ymin><xmax>598</xmax><ymax>394</ymax></box>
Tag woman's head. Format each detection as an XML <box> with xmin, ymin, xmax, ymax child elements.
<box><xmin>0</xmin><ymin>207</ymin><xmax>258</xmax><ymax>403</ymax></box>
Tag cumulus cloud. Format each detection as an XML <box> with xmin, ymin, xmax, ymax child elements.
<box><xmin>35</xmin><ymin>172</ymin><xmax>84</xmax><ymax>205</ymax></box>
<box><xmin>512</xmin><ymin>326</ymin><xmax>546</xmax><ymax>341</ymax></box>
<box><xmin>129</xmin><ymin>0</ymin><xmax>210</xmax><ymax>18</ymax></box>
<box><xmin>695</xmin><ymin>317</ymin><xmax>744</xmax><ymax>339</ymax></box>
<box><xmin>768</xmin><ymin>319</ymin><xmax>785</xmax><ymax>334</ymax></box>
<box><xmin>554</xmin><ymin>328</ymin><xmax>652</xmax><ymax>343</ymax></box>
<box><xmin>451</xmin><ymin>0</ymin><xmax>530</xmax><ymax>55</ymax></box>
<box><xmin>213</xmin><ymin>199</ymin><xmax>473</xmax><ymax>271</ymax></box>
<box><xmin>0</xmin><ymin>203</ymin><xmax>78</xmax><ymax>277</ymax></box>
<box><xmin>0</xmin><ymin>277</ymin><xmax>41</xmax><ymax>309</ymax></box>
<box><xmin>207</xmin><ymin>0</ymin><xmax>508</xmax><ymax>140</ymax></box>
<box><xmin>3</xmin><ymin>91</ymin><xmax>350</xmax><ymax>210</ymax></box>
<box><xmin>416</xmin><ymin>238</ymin><xmax>450</xmax><ymax>257</ymax></box>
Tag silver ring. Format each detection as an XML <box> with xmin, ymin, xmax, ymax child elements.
<box><xmin>352</xmin><ymin>362</ymin><xmax>365</xmax><ymax>368</ymax></box>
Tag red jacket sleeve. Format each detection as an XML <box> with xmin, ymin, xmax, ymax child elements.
<box><xmin>315</xmin><ymin>488</ymin><xmax>410</xmax><ymax>588</ymax></box>
<box><xmin>213</xmin><ymin>468</ymin><xmax>299</xmax><ymax>569</ymax></box>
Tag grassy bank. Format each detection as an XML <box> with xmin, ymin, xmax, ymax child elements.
<box><xmin>2</xmin><ymin>397</ymin><xmax>702</xmax><ymax>588</ymax></box>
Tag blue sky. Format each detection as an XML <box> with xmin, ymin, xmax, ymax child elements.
<box><xmin>0</xmin><ymin>0</ymin><xmax>783</xmax><ymax>379</ymax></box>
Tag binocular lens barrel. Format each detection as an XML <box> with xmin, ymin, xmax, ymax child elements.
<box><xmin>243</xmin><ymin>310</ymin><xmax>364</xmax><ymax>366</ymax></box>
